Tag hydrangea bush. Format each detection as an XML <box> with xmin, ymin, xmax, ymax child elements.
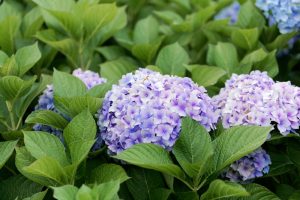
<box><xmin>0</xmin><ymin>0</ymin><xmax>299</xmax><ymax>199</ymax></box>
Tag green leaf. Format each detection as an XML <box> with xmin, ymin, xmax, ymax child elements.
<box><xmin>53</xmin><ymin>69</ymin><xmax>87</xmax><ymax>98</ymax></box>
<box><xmin>231</xmin><ymin>28</ymin><xmax>259</xmax><ymax>50</ymax></box>
<box><xmin>22</xmin><ymin>7</ymin><xmax>44</xmax><ymax>38</ymax></box>
<box><xmin>15</xmin><ymin>43</ymin><xmax>41</xmax><ymax>76</ymax></box>
<box><xmin>207</xmin><ymin>42</ymin><xmax>238</xmax><ymax>74</ymax></box>
<box><xmin>97</xmin><ymin>45</ymin><xmax>126</xmax><ymax>60</ymax></box>
<box><xmin>23</xmin><ymin>156</ymin><xmax>69</xmax><ymax>186</ymax></box>
<box><xmin>24</xmin><ymin>131</ymin><xmax>69</xmax><ymax>166</ymax></box>
<box><xmin>190</xmin><ymin>65</ymin><xmax>226</xmax><ymax>87</ymax></box>
<box><xmin>287</xmin><ymin>141</ymin><xmax>300</xmax><ymax>168</ymax></box>
<box><xmin>0</xmin><ymin>175</ymin><xmax>43</xmax><ymax>200</ymax></box>
<box><xmin>173</xmin><ymin>117</ymin><xmax>213</xmax><ymax>179</ymax></box>
<box><xmin>23</xmin><ymin>190</ymin><xmax>48</xmax><ymax>200</ymax></box>
<box><xmin>114</xmin><ymin>143</ymin><xmax>186</xmax><ymax>181</ymax></box>
<box><xmin>100</xmin><ymin>57</ymin><xmax>137</xmax><ymax>83</ymax></box>
<box><xmin>228</xmin><ymin>183</ymin><xmax>280</xmax><ymax>200</ymax></box>
<box><xmin>266</xmin><ymin>32</ymin><xmax>296</xmax><ymax>50</ymax></box>
<box><xmin>86</xmin><ymin>81</ymin><xmax>113</xmax><ymax>98</ymax></box>
<box><xmin>53</xmin><ymin>185</ymin><xmax>78</xmax><ymax>200</ymax></box>
<box><xmin>211</xmin><ymin>126</ymin><xmax>271</xmax><ymax>173</ymax></box>
<box><xmin>156</xmin><ymin>42</ymin><xmax>190</xmax><ymax>76</ymax></box>
<box><xmin>133</xmin><ymin>15</ymin><xmax>159</xmax><ymax>44</ymax></box>
<box><xmin>240</xmin><ymin>48</ymin><xmax>268</xmax><ymax>65</ymax></box>
<box><xmin>0</xmin><ymin>16</ymin><xmax>21</xmax><ymax>55</ymax></box>
<box><xmin>93</xmin><ymin>181</ymin><xmax>120</xmax><ymax>200</ymax></box>
<box><xmin>25</xmin><ymin>110</ymin><xmax>68</xmax><ymax>130</ymax></box>
<box><xmin>89</xmin><ymin>164</ymin><xmax>129</xmax><ymax>184</ymax></box>
<box><xmin>200</xmin><ymin>179</ymin><xmax>249</xmax><ymax>200</ymax></box>
<box><xmin>54</xmin><ymin>95</ymin><xmax>102</xmax><ymax>117</ymax></box>
<box><xmin>0</xmin><ymin>140</ymin><xmax>18</xmax><ymax>169</ymax></box>
<box><xmin>150</xmin><ymin>188</ymin><xmax>172</xmax><ymax>200</ymax></box>
<box><xmin>63</xmin><ymin>110</ymin><xmax>96</xmax><ymax>164</ymax></box>
<box><xmin>0</xmin><ymin>76</ymin><xmax>35</xmax><ymax>101</ymax></box>
<box><xmin>236</xmin><ymin>1</ymin><xmax>265</xmax><ymax>29</ymax></box>
<box><xmin>253</xmin><ymin>50</ymin><xmax>278</xmax><ymax>78</ymax></box>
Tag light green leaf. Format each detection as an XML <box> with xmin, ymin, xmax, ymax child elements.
<box><xmin>92</xmin><ymin>181</ymin><xmax>120</xmax><ymax>200</ymax></box>
<box><xmin>253</xmin><ymin>50</ymin><xmax>278</xmax><ymax>78</ymax></box>
<box><xmin>211</xmin><ymin>126</ymin><xmax>271</xmax><ymax>173</ymax></box>
<box><xmin>228</xmin><ymin>183</ymin><xmax>280</xmax><ymax>200</ymax></box>
<box><xmin>63</xmin><ymin>110</ymin><xmax>96</xmax><ymax>164</ymax></box>
<box><xmin>23</xmin><ymin>190</ymin><xmax>48</xmax><ymax>200</ymax></box>
<box><xmin>0</xmin><ymin>16</ymin><xmax>21</xmax><ymax>55</ymax></box>
<box><xmin>231</xmin><ymin>28</ymin><xmax>259</xmax><ymax>50</ymax></box>
<box><xmin>25</xmin><ymin>110</ymin><xmax>68</xmax><ymax>130</ymax></box>
<box><xmin>22</xmin><ymin>7</ymin><xmax>44</xmax><ymax>38</ymax></box>
<box><xmin>24</xmin><ymin>131</ymin><xmax>69</xmax><ymax>166</ymax></box>
<box><xmin>53</xmin><ymin>185</ymin><xmax>78</xmax><ymax>200</ymax></box>
<box><xmin>267</xmin><ymin>32</ymin><xmax>296</xmax><ymax>50</ymax></box>
<box><xmin>200</xmin><ymin>179</ymin><xmax>249</xmax><ymax>200</ymax></box>
<box><xmin>173</xmin><ymin>117</ymin><xmax>213</xmax><ymax>179</ymax></box>
<box><xmin>23</xmin><ymin>156</ymin><xmax>69</xmax><ymax>186</ymax></box>
<box><xmin>156</xmin><ymin>42</ymin><xmax>189</xmax><ymax>76</ymax></box>
<box><xmin>114</xmin><ymin>143</ymin><xmax>186</xmax><ymax>181</ymax></box>
<box><xmin>100</xmin><ymin>57</ymin><xmax>137</xmax><ymax>83</ymax></box>
<box><xmin>236</xmin><ymin>1</ymin><xmax>265</xmax><ymax>29</ymax></box>
<box><xmin>89</xmin><ymin>164</ymin><xmax>129</xmax><ymax>184</ymax></box>
<box><xmin>240</xmin><ymin>48</ymin><xmax>268</xmax><ymax>65</ymax></box>
<box><xmin>207</xmin><ymin>42</ymin><xmax>238</xmax><ymax>74</ymax></box>
<box><xmin>133</xmin><ymin>15</ymin><xmax>159</xmax><ymax>44</ymax></box>
<box><xmin>0</xmin><ymin>140</ymin><xmax>18</xmax><ymax>169</ymax></box>
<box><xmin>53</xmin><ymin>69</ymin><xmax>87</xmax><ymax>98</ymax></box>
<box><xmin>15</xmin><ymin>42</ymin><xmax>41</xmax><ymax>76</ymax></box>
<box><xmin>86</xmin><ymin>81</ymin><xmax>113</xmax><ymax>98</ymax></box>
<box><xmin>190</xmin><ymin>65</ymin><xmax>226</xmax><ymax>87</ymax></box>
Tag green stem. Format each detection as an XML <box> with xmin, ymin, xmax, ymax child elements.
<box><xmin>4</xmin><ymin>165</ymin><xmax>17</xmax><ymax>175</ymax></box>
<box><xmin>6</xmin><ymin>101</ymin><xmax>16</xmax><ymax>130</ymax></box>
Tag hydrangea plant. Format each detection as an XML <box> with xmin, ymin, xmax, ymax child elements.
<box><xmin>34</xmin><ymin>69</ymin><xmax>106</xmax><ymax>149</ymax></box>
<box><xmin>98</xmin><ymin>69</ymin><xmax>218</xmax><ymax>154</ymax></box>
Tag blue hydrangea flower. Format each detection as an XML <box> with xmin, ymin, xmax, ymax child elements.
<box><xmin>34</xmin><ymin>69</ymin><xmax>107</xmax><ymax>151</ymax></box>
<box><xmin>97</xmin><ymin>69</ymin><xmax>218</xmax><ymax>154</ymax></box>
<box><xmin>225</xmin><ymin>148</ymin><xmax>271</xmax><ymax>182</ymax></box>
<box><xmin>214</xmin><ymin>1</ymin><xmax>240</xmax><ymax>24</ymax></box>
<box><xmin>256</xmin><ymin>0</ymin><xmax>300</xmax><ymax>33</ymax></box>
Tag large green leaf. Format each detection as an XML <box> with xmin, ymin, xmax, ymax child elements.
<box><xmin>22</xmin><ymin>7</ymin><xmax>44</xmax><ymax>38</ymax></box>
<box><xmin>173</xmin><ymin>117</ymin><xmax>213</xmax><ymax>179</ymax></box>
<box><xmin>63</xmin><ymin>110</ymin><xmax>96</xmax><ymax>164</ymax></box>
<box><xmin>207</xmin><ymin>42</ymin><xmax>238</xmax><ymax>74</ymax></box>
<box><xmin>114</xmin><ymin>143</ymin><xmax>186</xmax><ymax>181</ymax></box>
<box><xmin>23</xmin><ymin>190</ymin><xmax>48</xmax><ymax>200</ymax></box>
<box><xmin>53</xmin><ymin>69</ymin><xmax>87</xmax><ymax>98</ymax></box>
<box><xmin>23</xmin><ymin>156</ymin><xmax>69</xmax><ymax>186</ymax></box>
<box><xmin>0</xmin><ymin>16</ymin><xmax>21</xmax><ymax>55</ymax></box>
<box><xmin>24</xmin><ymin>131</ymin><xmax>69</xmax><ymax>166</ymax></box>
<box><xmin>231</xmin><ymin>28</ymin><xmax>259</xmax><ymax>50</ymax></box>
<box><xmin>236</xmin><ymin>1</ymin><xmax>265</xmax><ymax>29</ymax></box>
<box><xmin>228</xmin><ymin>184</ymin><xmax>280</xmax><ymax>200</ymax></box>
<box><xmin>15</xmin><ymin>42</ymin><xmax>41</xmax><ymax>76</ymax></box>
<box><xmin>133</xmin><ymin>15</ymin><xmax>159</xmax><ymax>44</ymax></box>
<box><xmin>211</xmin><ymin>126</ymin><xmax>271</xmax><ymax>173</ymax></box>
<box><xmin>25</xmin><ymin>110</ymin><xmax>69</xmax><ymax>130</ymax></box>
<box><xmin>156</xmin><ymin>42</ymin><xmax>189</xmax><ymax>76</ymax></box>
<box><xmin>190</xmin><ymin>65</ymin><xmax>226</xmax><ymax>87</ymax></box>
<box><xmin>253</xmin><ymin>50</ymin><xmax>278</xmax><ymax>78</ymax></box>
<box><xmin>0</xmin><ymin>175</ymin><xmax>43</xmax><ymax>200</ymax></box>
<box><xmin>0</xmin><ymin>140</ymin><xmax>18</xmax><ymax>169</ymax></box>
<box><xmin>200</xmin><ymin>179</ymin><xmax>249</xmax><ymax>200</ymax></box>
<box><xmin>93</xmin><ymin>181</ymin><xmax>120</xmax><ymax>200</ymax></box>
<box><xmin>53</xmin><ymin>185</ymin><xmax>78</xmax><ymax>200</ymax></box>
<box><xmin>89</xmin><ymin>164</ymin><xmax>129</xmax><ymax>184</ymax></box>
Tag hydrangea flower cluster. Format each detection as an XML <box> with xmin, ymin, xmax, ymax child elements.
<box><xmin>34</xmin><ymin>69</ymin><xmax>106</xmax><ymax>150</ymax></box>
<box><xmin>98</xmin><ymin>69</ymin><xmax>218</xmax><ymax>154</ymax></box>
<box><xmin>225</xmin><ymin>148</ymin><xmax>271</xmax><ymax>182</ymax></box>
<box><xmin>214</xmin><ymin>1</ymin><xmax>240</xmax><ymax>24</ymax></box>
<box><xmin>213</xmin><ymin>71</ymin><xmax>300</xmax><ymax>135</ymax></box>
<box><xmin>256</xmin><ymin>0</ymin><xmax>300</xmax><ymax>33</ymax></box>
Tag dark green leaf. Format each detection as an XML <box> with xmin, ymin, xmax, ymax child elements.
<box><xmin>0</xmin><ymin>140</ymin><xmax>18</xmax><ymax>169</ymax></box>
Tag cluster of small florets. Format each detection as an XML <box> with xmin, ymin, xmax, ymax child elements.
<box><xmin>225</xmin><ymin>148</ymin><xmax>271</xmax><ymax>182</ymax></box>
<box><xmin>97</xmin><ymin>69</ymin><xmax>218</xmax><ymax>154</ymax></box>
<box><xmin>34</xmin><ymin>69</ymin><xmax>106</xmax><ymax>150</ymax></box>
<box><xmin>213</xmin><ymin>71</ymin><xmax>300</xmax><ymax>135</ymax></box>
<box><xmin>256</xmin><ymin>0</ymin><xmax>300</xmax><ymax>33</ymax></box>
<box><xmin>214</xmin><ymin>1</ymin><xmax>240</xmax><ymax>24</ymax></box>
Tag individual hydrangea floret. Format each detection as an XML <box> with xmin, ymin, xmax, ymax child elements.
<box><xmin>34</xmin><ymin>69</ymin><xmax>107</xmax><ymax>150</ymax></box>
<box><xmin>98</xmin><ymin>69</ymin><xmax>218</xmax><ymax>154</ymax></box>
<box><xmin>256</xmin><ymin>0</ymin><xmax>300</xmax><ymax>33</ymax></box>
<box><xmin>214</xmin><ymin>1</ymin><xmax>240</xmax><ymax>24</ymax></box>
<box><xmin>225</xmin><ymin>148</ymin><xmax>271</xmax><ymax>182</ymax></box>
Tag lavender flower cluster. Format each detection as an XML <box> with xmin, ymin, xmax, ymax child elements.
<box><xmin>214</xmin><ymin>1</ymin><xmax>240</xmax><ymax>24</ymax></box>
<box><xmin>225</xmin><ymin>148</ymin><xmax>271</xmax><ymax>182</ymax></box>
<box><xmin>97</xmin><ymin>69</ymin><xmax>218</xmax><ymax>154</ymax></box>
<box><xmin>256</xmin><ymin>0</ymin><xmax>300</xmax><ymax>34</ymax></box>
<box><xmin>34</xmin><ymin>69</ymin><xmax>106</xmax><ymax>150</ymax></box>
<box><xmin>213</xmin><ymin>71</ymin><xmax>300</xmax><ymax>135</ymax></box>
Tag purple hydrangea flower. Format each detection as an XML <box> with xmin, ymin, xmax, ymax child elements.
<box><xmin>214</xmin><ymin>1</ymin><xmax>240</xmax><ymax>24</ymax></box>
<box><xmin>97</xmin><ymin>69</ymin><xmax>218</xmax><ymax>154</ymax></box>
<box><xmin>225</xmin><ymin>148</ymin><xmax>271</xmax><ymax>182</ymax></box>
<box><xmin>256</xmin><ymin>0</ymin><xmax>300</xmax><ymax>33</ymax></box>
<box><xmin>34</xmin><ymin>69</ymin><xmax>106</xmax><ymax>151</ymax></box>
